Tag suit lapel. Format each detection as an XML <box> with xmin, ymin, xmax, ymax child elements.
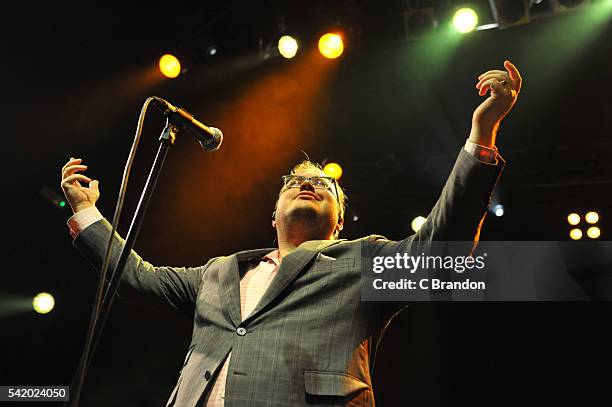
<box><xmin>218</xmin><ymin>248</ymin><xmax>274</xmax><ymax>328</ymax></box>
<box><xmin>242</xmin><ymin>239</ymin><xmax>345</xmax><ymax>325</ymax></box>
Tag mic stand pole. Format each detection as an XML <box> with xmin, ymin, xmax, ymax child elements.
<box><xmin>71</xmin><ymin>118</ymin><xmax>179</xmax><ymax>406</ymax></box>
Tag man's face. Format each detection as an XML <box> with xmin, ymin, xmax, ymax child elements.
<box><xmin>274</xmin><ymin>169</ymin><xmax>342</xmax><ymax>237</ymax></box>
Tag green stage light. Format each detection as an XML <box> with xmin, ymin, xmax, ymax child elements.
<box><xmin>33</xmin><ymin>293</ymin><xmax>55</xmax><ymax>314</ymax></box>
<box><xmin>518</xmin><ymin>0</ymin><xmax>612</xmax><ymax>93</ymax></box>
<box><xmin>452</xmin><ymin>7</ymin><xmax>479</xmax><ymax>33</ymax></box>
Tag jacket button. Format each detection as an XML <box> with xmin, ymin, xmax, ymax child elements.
<box><xmin>204</xmin><ymin>370</ymin><xmax>211</xmax><ymax>380</ymax></box>
<box><xmin>236</xmin><ymin>327</ymin><xmax>247</xmax><ymax>336</ymax></box>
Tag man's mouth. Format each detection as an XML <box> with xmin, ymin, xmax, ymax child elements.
<box><xmin>296</xmin><ymin>191</ymin><xmax>319</xmax><ymax>200</ymax></box>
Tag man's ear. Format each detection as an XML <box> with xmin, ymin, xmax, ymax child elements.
<box><xmin>335</xmin><ymin>215</ymin><xmax>344</xmax><ymax>236</ymax></box>
<box><xmin>272</xmin><ymin>211</ymin><xmax>276</xmax><ymax>229</ymax></box>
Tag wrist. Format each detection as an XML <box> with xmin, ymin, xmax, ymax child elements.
<box><xmin>67</xmin><ymin>206</ymin><xmax>103</xmax><ymax>239</ymax></box>
<box><xmin>468</xmin><ymin>120</ymin><xmax>498</xmax><ymax>148</ymax></box>
<box><xmin>72</xmin><ymin>202</ymin><xmax>95</xmax><ymax>214</ymax></box>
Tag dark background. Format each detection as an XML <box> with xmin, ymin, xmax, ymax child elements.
<box><xmin>2</xmin><ymin>0</ymin><xmax>611</xmax><ymax>405</ymax></box>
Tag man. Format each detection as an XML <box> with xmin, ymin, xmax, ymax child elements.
<box><xmin>61</xmin><ymin>61</ymin><xmax>521</xmax><ymax>406</ymax></box>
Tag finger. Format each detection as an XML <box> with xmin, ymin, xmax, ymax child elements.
<box><xmin>476</xmin><ymin>73</ymin><xmax>509</xmax><ymax>90</ymax></box>
<box><xmin>62</xmin><ymin>164</ymin><xmax>87</xmax><ymax>180</ymax></box>
<box><xmin>62</xmin><ymin>164</ymin><xmax>88</xmax><ymax>180</ymax></box>
<box><xmin>504</xmin><ymin>60</ymin><xmax>522</xmax><ymax>92</ymax></box>
<box><xmin>477</xmin><ymin>69</ymin><xmax>506</xmax><ymax>80</ymax></box>
<box><xmin>479</xmin><ymin>78</ymin><xmax>508</xmax><ymax>96</ymax></box>
<box><xmin>61</xmin><ymin>173</ymin><xmax>92</xmax><ymax>187</ymax></box>
<box><xmin>61</xmin><ymin>157</ymin><xmax>82</xmax><ymax>174</ymax></box>
<box><xmin>479</xmin><ymin>79</ymin><xmax>493</xmax><ymax>96</ymax></box>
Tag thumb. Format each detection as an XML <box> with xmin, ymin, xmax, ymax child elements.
<box><xmin>90</xmin><ymin>180</ymin><xmax>99</xmax><ymax>190</ymax></box>
<box><xmin>504</xmin><ymin>60</ymin><xmax>521</xmax><ymax>91</ymax></box>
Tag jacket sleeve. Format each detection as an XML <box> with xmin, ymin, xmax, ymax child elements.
<box><xmin>364</xmin><ymin>147</ymin><xmax>505</xmax><ymax>319</ymax></box>
<box><xmin>368</xmin><ymin>146</ymin><xmax>505</xmax><ymax>258</ymax></box>
<box><xmin>73</xmin><ymin>218</ymin><xmax>215</xmax><ymax>317</ymax></box>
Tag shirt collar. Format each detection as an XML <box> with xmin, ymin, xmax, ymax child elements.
<box><xmin>262</xmin><ymin>250</ymin><xmax>281</xmax><ymax>266</ymax></box>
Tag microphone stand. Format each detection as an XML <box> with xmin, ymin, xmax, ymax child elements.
<box><xmin>71</xmin><ymin>118</ymin><xmax>179</xmax><ymax>406</ymax></box>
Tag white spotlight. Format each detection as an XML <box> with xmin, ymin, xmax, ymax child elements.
<box><xmin>492</xmin><ymin>204</ymin><xmax>505</xmax><ymax>217</ymax></box>
<box><xmin>411</xmin><ymin>216</ymin><xmax>427</xmax><ymax>232</ymax></box>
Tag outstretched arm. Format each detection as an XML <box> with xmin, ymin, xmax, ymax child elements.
<box><xmin>61</xmin><ymin>158</ymin><xmax>209</xmax><ymax>316</ymax></box>
<box><xmin>73</xmin><ymin>218</ymin><xmax>212</xmax><ymax>316</ymax></box>
<box><xmin>372</xmin><ymin>60</ymin><xmax>522</xmax><ymax>254</ymax></box>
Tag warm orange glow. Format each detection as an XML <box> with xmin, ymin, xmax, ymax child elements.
<box><xmin>323</xmin><ymin>162</ymin><xmax>343</xmax><ymax>180</ymax></box>
<box><xmin>318</xmin><ymin>33</ymin><xmax>344</xmax><ymax>59</ymax></box>
<box><xmin>161</xmin><ymin>49</ymin><xmax>337</xmax><ymax>251</ymax></box>
<box><xmin>159</xmin><ymin>54</ymin><xmax>181</xmax><ymax>78</ymax></box>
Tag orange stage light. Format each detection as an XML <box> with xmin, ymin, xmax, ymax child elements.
<box><xmin>318</xmin><ymin>33</ymin><xmax>344</xmax><ymax>59</ymax></box>
<box><xmin>323</xmin><ymin>162</ymin><xmax>343</xmax><ymax>180</ymax></box>
<box><xmin>159</xmin><ymin>54</ymin><xmax>181</xmax><ymax>78</ymax></box>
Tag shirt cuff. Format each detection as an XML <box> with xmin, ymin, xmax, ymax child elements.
<box><xmin>464</xmin><ymin>140</ymin><xmax>498</xmax><ymax>164</ymax></box>
<box><xmin>67</xmin><ymin>206</ymin><xmax>103</xmax><ymax>239</ymax></box>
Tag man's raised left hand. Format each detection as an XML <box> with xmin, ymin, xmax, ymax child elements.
<box><xmin>469</xmin><ymin>60</ymin><xmax>522</xmax><ymax>148</ymax></box>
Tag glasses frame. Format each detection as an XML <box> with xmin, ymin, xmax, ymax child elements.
<box><xmin>281</xmin><ymin>174</ymin><xmax>340</xmax><ymax>206</ymax></box>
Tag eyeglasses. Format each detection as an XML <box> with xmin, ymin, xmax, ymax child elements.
<box><xmin>281</xmin><ymin>175</ymin><xmax>339</xmax><ymax>198</ymax></box>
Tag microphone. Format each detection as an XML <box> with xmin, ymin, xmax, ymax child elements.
<box><xmin>151</xmin><ymin>97</ymin><xmax>223</xmax><ymax>151</ymax></box>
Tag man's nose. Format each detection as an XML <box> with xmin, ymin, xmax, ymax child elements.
<box><xmin>299</xmin><ymin>181</ymin><xmax>316</xmax><ymax>193</ymax></box>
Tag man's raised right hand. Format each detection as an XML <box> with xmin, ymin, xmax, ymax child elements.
<box><xmin>60</xmin><ymin>157</ymin><xmax>100</xmax><ymax>214</ymax></box>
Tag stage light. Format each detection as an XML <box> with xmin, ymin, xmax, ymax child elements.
<box><xmin>278</xmin><ymin>35</ymin><xmax>298</xmax><ymax>59</ymax></box>
<box><xmin>558</xmin><ymin>0</ymin><xmax>586</xmax><ymax>8</ymax></box>
<box><xmin>587</xmin><ymin>226</ymin><xmax>601</xmax><ymax>239</ymax></box>
<box><xmin>318</xmin><ymin>33</ymin><xmax>344</xmax><ymax>59</ymax></box>
<box><xmin>569</xmin><ymin>228</ymin><xmax>583</xmax><ymax>240</ymax></box>
<box><xmin>492</xmin><ymin>204</ymin><xmax>505</xmax><ymax>217</ymax></box>
<box><xmin>40</xmin><ymin>186</ymin><xmax>68</xmax><ymax>210</ymax></box>
<box><xmin>404</xmin><ymin>8</ymin><xmax>436</xmax><ymax>38</ymax></box>
<box><xmin>159</xmin><ymin>54</ymin><xmax>181</xmax><ymax>78</ymax></box>
<box><xmin>353</xmin><ymin>215</ymin><xmax>359</xmax><ymax>222</ymax></box>
<box><xmin>494</xmin><ymin>0</ymin><xmax>530</xmax><ymax>27</ymax></box>
<box><xmin>411</xmin><ymin>216</ymin><xmax>427</xmax><ymax>233</ymax></box>
<box><xmin>553</xmin><ymin>0</ymin><xmax>590</xmax><ymax>13</ymax></box>
<box><xmin>585</xmin><ymin>211</ymin><xmax>599</xmax><ymax>224</ymax></box>
<box><xmin>452</xmin><ymin>7</ymin><xmax>479</xmax><ymax>33</ymax></box>
<box><xmin>207</xmin><ymin>46</ymin><xmax>218</xmax><ymax>56</ymax></box>
<box><xmin>33</xmin><ymin>292</ymin><xmax>55</xmax><ymax>314</ymax></box>
<box><xmin>323</xmin><ymin>162</ymin><xmax>343</xmax><ymax>180</ymax></box>
<box><xmin>567</xmin><ymin>213</ymin><xmax>581</xmax><ymax>225</ymax></box>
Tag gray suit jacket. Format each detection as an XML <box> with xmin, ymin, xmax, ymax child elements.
<box><xmin>74</xmin><ymin>148</ymin><xmax>504</xmax><ymax>407</ymax></box>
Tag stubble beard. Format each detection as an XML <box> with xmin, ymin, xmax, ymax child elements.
<box><xmin>280</xmin><ymin>204</ymin><xmax>335</xmax><ymax>241</ymax></box>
